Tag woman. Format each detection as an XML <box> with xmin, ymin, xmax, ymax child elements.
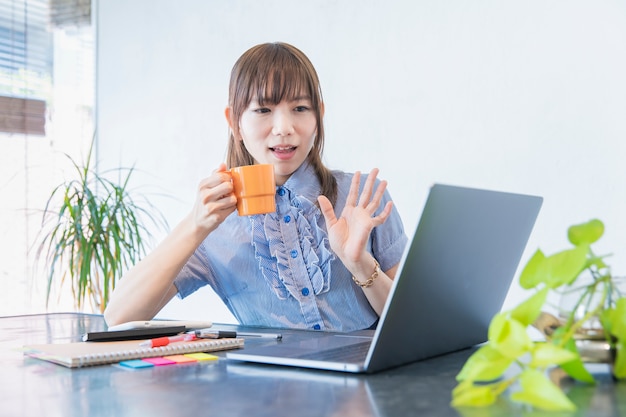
<box><xmin>104</xmin><ymin>42</ymin><xmax>407</xmax><ymax>331</ymax></box>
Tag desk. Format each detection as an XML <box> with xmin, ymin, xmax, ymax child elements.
<box><xmin>1</xmin><ymin>313</ymin><xmax>623</xmax><ymax>417</ymax></box>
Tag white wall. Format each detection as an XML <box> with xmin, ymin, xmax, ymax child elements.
<box><xmin>96</xmin><ymin>0</ymin><xmax>626</xmax><ymax>323</ymax></box>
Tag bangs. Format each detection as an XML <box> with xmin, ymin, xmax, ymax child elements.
<box><xmin>235</xmin><ymin>43</ymin><xmax>318</xmax><ymax>108</ymax></box>
<box><xmin>254</xmin><ymin>53</ymin><xmax>313</xmax><ymax>106</ymax></box>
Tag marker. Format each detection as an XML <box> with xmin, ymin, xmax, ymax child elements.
<box><xmin>195</xmin><ymin>329</ymin><xmax>282</xmax><ymax>340</ymax></box>
<box><xmin>139</xmin><ymin>333</ymin><xmax>196</xmax><ymax>348</ymax></box>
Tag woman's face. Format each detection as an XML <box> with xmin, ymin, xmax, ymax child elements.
<box><xmin>237</xmin><ymin>95</ymin><xmax>318</xmax><ymax>186</ymax></box>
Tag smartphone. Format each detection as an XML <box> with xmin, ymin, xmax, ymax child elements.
<box><xmin>82</xmin><ymin>326</ymin><xmax>186</xmax><ymax>342</ymax></box>
<box><xmin>106</xmin><ymin>320</ymin><xmax>213</xmax><ymax>332</ymax></box>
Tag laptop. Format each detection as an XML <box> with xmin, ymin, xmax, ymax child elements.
<box><xmin>226</xmin><ymin>183</ymin><xmax>543</xmax><ymax>373</ymax></box>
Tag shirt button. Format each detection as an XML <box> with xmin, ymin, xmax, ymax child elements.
<box><xmin>277</xmin><ymin>187</ymin><xmax>286</xmax><ymax>196</ymax></box>
<box><xmin>290</xmin><ymin>249</ymin><xmax>298</xmax><ymax>258</ymax></box>
<box><xmin>283</xmin><ymin>215</ymin><xmax>291</xmax><ymax>223</ymax></box>
<box><xmin>313</xmin><ymin>324</ymin><xmax>321</xmax><ymax>330</ymax></box>
<box><xmin>301</xmin><ymin>287</ymin><xmax>310</xmax><ymax>296</ymax></box>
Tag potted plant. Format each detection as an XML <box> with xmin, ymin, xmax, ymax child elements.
<box><xmin>36</xmin><ymin>141</ymin><xmax>168</xmax><ymax>313</ymax></box>
<box><xmin>451</xmin><ymin>219</ymin><xmax>626</xmax><ymax>411</ymax></box>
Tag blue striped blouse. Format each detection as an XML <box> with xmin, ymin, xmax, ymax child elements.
<box><xmin>174</xmin><ymin>162</ymin><xmax>408</xmax><ymax>332</ymax></box>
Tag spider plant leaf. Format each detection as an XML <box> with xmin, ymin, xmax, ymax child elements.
<box><xmin>36</xmin><ymin>139</ymin><xmax>169</xmax><ymax>312</ymax></box>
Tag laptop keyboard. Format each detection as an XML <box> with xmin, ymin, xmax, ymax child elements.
<box><xmin>295</xmin><ymin>341</ymin><xmax>371</xmax><ymax>363</ymax></box>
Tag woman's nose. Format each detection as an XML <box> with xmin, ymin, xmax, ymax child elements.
<box><xmin>271</xmin><ymin>110</ymin><xmax>295</xmax><ymax>136</ymax></box>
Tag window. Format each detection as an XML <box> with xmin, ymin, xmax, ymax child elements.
<box><xmin>0</xmin><ymin>0</ymin><xmax>51</xmax><ymax>135</ymax></box>
<box><xmin>0</xmin><ymin>0</ymin><xmax>94</xmax><ymax>315</ymax></box>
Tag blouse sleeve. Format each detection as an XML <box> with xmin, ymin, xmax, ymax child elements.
<box><xmin>173</xmin><ymin>244</ymin><xmax>212</xmax><ymax>298</ymax></box>
<box><xmin>370</xmin><ymin>187</ymin><xmax>408</xmax><ymax>272</ymax></box>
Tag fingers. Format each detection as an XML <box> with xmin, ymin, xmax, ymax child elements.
<box><xmin>197</xmin><ymin>165</ymin><xmax>237</xmax><ymax>214</ymax></box>
<box><xmin>317</xmin><ymin>195</ymin><xmax>337</xmax><ymax>226</ymax></box>
<box><xmin>357</xmin><ymin>168</ymin><xmax>378</xmax><ymax>207</ymax></box>
<box><xmin>373</xmin><ymin>201</ymin><xmax>393</xmax><ymax>227</ymax></box>
<box><xmin>352</xmin><ymin>168</ymin><xmax>389</xmax><ymax>216</ymax></box>
<box><xmin>367</xmin><ymin>178</ymin><xmax>387</xmax><ymax>210</ymax></box>
<box><xmin>198</xmin><ymin>174</ymin><xmax>233</xmax><ymax>204</ymax></box>
<box><xmin>345</xmin><ymin>171</ymin><xmax>361</xmax><ymax>208</ymax></box>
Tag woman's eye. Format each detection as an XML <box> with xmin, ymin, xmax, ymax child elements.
<box><xmin>294</xmin><ymin>106</ymin><xmax>309</xmax><ymax>112</ymax></box>
<box><xmin>254</xmin><ymin>107</ymin><xmax>271</xmax><ymax>114</ymax></box>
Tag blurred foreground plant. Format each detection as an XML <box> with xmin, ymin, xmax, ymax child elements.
<box><xmin>452</xmin><ymin>219</ymin><xmax>626</xmax><ymax>411</ymax></box>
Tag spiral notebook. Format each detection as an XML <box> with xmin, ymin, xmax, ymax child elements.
<box><xmin>23</xmin><ymin>337</ymin><xmax>244</xmax><ymax>368</ymax></box>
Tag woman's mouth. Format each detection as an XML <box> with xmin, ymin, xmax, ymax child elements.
<box><xmin>270</xmin><ymin>145</ymin><xmax>297</xmax><ymax>159</ymax></box>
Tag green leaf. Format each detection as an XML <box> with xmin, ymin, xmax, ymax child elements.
<box><xmin>456</xmin><ymin>345</ymin><xmax>514</xmax><ymax>382</ymax></box>
<box><xmin>520</xmin><ymin>244</ymin><xmax>588</xmax><ymax>290</ymax></box>
<box><xmin>488</xmin><ymin>313</ymin><xmax>533</xmax><ymax>359</ymax></box>
<box><xmin>510</xmin><ymin>287</ymin><xmax>549</xmax><ymax>327</ymax></box>
<box><xmin>601</xmin><ymin>298</ymin><xmax>626</xmax><ymax>340</ymax></box>
<box><xmin>559</xmin><ymin>354</ymin><xmax>596</xmax><ymax>384</ymax></box>
<box><xmin>609</xmin><ymin>298</ymin><xmax>626</xmax><ymax>339</ymax></box>
<box><xmin>614</xmin><ymin>339</ymin><xmax>626</xmax><ymax>379</ymax></box>
<box><xmin>451</xmin><ymin>381</ymin><xmax>497</xmax><ymax>407</ymax></box>
<box><xmin>603</xmin><ymin>297</ymin><xmax>626</xmax><ymax>380</ymax></box>
<box><xmin>510</xmin><ymin>369</ymin><xmax>576</xmax><ymax>411</ymax></box>
<box><xmin>553</xmin><ymin>327</ymin><xmax>596</xmax><ymax>384</ymax></box>
<box><xmin>529</xmin><ymin>342</ymin><xmax>577</xmax><ymax>367</ymax></box>
<box><xmin>600</xmin><ymin>308</ymin><xmax>614</xmax><ymax>335</ymax></box>
<box><xmin>567</xmin><ymin>219</ymin><xmax>604</xmax><ymax>245</ymax></box>
<box><xmin>542</xmin><ymin>245</ymin><xmax>589</xmax><ymax>288</ymax></box>
<box><xmin>519</xmin><ymin>249</ymin><xmax>546</xmax><ymax>289</ymax></box>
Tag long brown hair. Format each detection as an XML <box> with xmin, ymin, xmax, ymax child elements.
<box><xmin>225</xmin><ymin>42</ymin><xmax>337</xmax><ymax>205</ymax></box>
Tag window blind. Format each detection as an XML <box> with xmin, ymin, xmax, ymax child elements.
<box><xmin>0</xmin><ymin>0</ymin><xmax>51</xmax><ymax>135</ymax></box>
<box><xmin>50</xmin><ymin>0</ymin><xmax>91</xmax><ymax>29</ymax></box>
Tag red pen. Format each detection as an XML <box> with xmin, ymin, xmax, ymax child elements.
<box><xmin>139</xmin><ymin>333</ymin><xmax>196</xmax><ymax>348</ymax></box>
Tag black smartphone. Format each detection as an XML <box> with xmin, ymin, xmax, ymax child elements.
<box><xmin>81</xmin><ymin>326</ymin><xmax>186</xmax><ymax>342</ymax></box>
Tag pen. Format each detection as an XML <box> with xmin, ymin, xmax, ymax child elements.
<box><xmin>139</xmin><ymin>333</ymin><xmax>196</xmax><ymax>348</ymax></box>
<box><xmin>195</xmin><ymin>329</ymin><xmax>282</xmax><ymax>340</ymax></box>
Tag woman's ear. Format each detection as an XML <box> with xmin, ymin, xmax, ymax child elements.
<box><xmin>224</xmin><ymin>106</ymin><xmax>235</xmax><ymax>130</ymax></box>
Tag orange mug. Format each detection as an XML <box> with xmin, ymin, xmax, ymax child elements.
<box><xmin>229</xmin><ymin>164</ymin><xmax>276</xmax><ymax>216</ymax></box>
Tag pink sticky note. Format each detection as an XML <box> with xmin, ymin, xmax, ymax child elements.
<box><xmin>142</xmin><ymin>357</ymin><xmax>176</xmax><ymax>366</ymax></box>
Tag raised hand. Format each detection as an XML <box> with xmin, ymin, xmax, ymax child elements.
<box><xmin>318</xmin><ymin>168</ymin><xmax>393</xmax><ymax>266</ymax></box>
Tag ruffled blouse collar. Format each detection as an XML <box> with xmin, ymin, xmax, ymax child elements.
<box><xmin>248</xmin><ymin>162</ymin><xmax>334</xmax><ymax>300</ymax></box>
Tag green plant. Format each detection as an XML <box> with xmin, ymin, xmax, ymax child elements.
<box><xmin>452</xmin><ymin>219</ymin><xmax>626</xmax><ymax>411</ymax></box>
<box><xmin>37</xmin><ymin>142</ymin><xmax>168</xmax><ymax>313</ymax></box>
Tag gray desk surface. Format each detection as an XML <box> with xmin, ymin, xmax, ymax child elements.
<box><xmin>1</xmin><ymin>313</ymin><xmax>623</xmax><ymax>417</ymax></box>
